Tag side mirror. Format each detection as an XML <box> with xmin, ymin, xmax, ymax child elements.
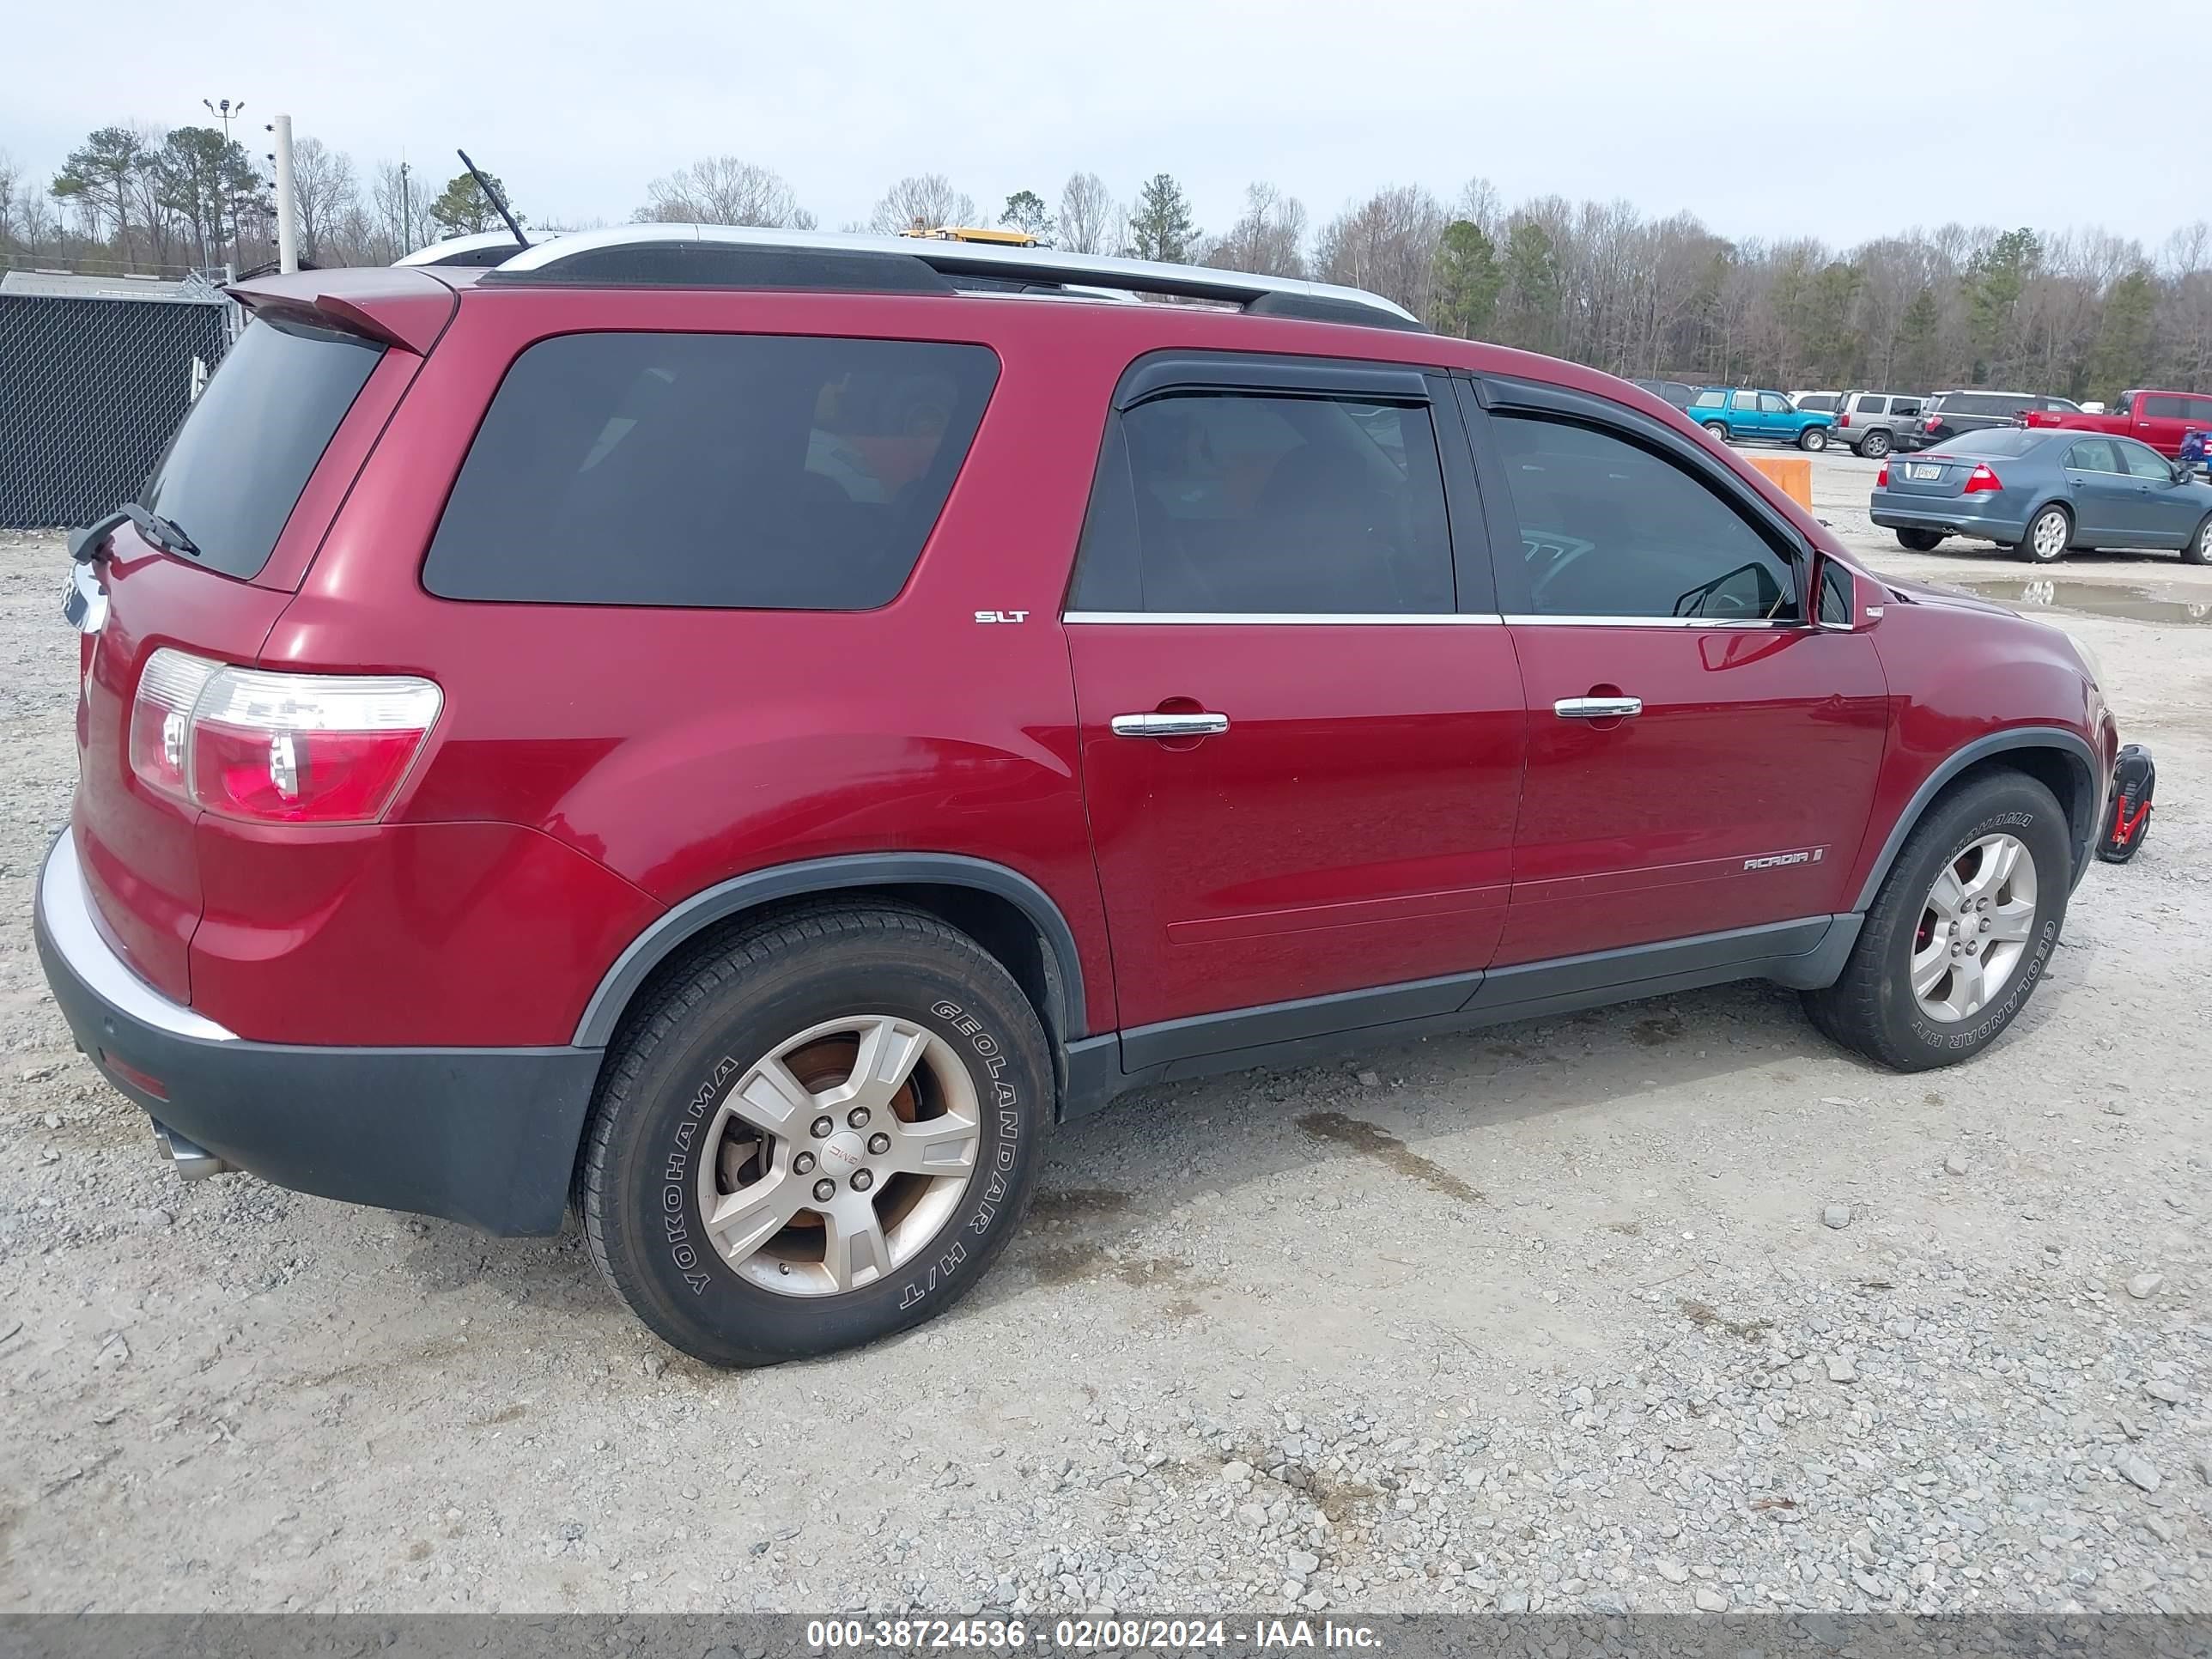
<box><xmin>1814</xmin><ymin>554</ymin><xmax>1859</xmax><ymax>631</ymax></box>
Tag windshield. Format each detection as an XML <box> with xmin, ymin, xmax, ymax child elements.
<box><xmin>142</xmin><ymin>317</ymin><xmax>383</xmax><ymax>580</ymax></box>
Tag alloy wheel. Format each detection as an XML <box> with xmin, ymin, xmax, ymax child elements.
<box><xmin>694</xmin><ymin>1014</ymin><xmax>981</xmax><ymax>1296</ymax></box>
<box><xmin>1909</xmin><ymin>834</ymin><xmax>2039</xmax><ymax>1022</ymax></box>
<box><xmin>2031</xmin><ymin>510</ymin><xmax>2069</xmax><ymax>562</ymax></box>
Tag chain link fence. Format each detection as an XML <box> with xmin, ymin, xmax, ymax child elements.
<box><xmin>0</xmin><ymin>289</ymin><xmax>234</xmax><ymax>529</ymax></box>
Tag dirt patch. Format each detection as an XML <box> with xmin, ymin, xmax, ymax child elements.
<box><xmin>1029</xmin><ymin>1188</ymin><xmax>1134</xmax><ymax>1226</ymax></box>
<box><xmin>1679</xmin><ymin>1297</ymin><xmax>1772</xmax><ymax>1343</ymax></box>
<box><xmin>1296</xmin><ymin>1112</ymin><xmax>1483</xmax><ymax>1203</ymax></box>
<box><xmin>1631</xmin><ymin>1014</ymin><xmax>1686</xmax><ymax>1047</ymax></box>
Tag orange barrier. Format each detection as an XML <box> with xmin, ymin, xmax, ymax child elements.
<box><xmin>1745</xmin><ymin>453</ymin><xmax>1812</xmax><ymax>510</ymax></box>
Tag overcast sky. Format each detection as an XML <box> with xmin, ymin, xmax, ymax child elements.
<box><xmin>6</xmin><ymin>0</ymin><xmax>2198</xmax><ymax>252</ymax></box>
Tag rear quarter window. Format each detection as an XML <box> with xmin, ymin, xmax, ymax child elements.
<box><xmin>142</xmin><ymin>318</ymin><xmax>384</xmax><ymax>580</ymax></box>
<box><xmin>423</xmin><ymin>332</ymin><xmax>1000</xmax><ymax>610</ymax></box>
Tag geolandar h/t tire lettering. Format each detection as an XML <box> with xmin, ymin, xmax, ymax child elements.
<box><xmin>578</xmin><ymin>904</ymin><xmax>1049</xmax><ymax>1366</ymax></box>
<box><xmin>1804</xmin><ymin>771</ymin><xmax>2070</xmax><ymax>1073</ymax></box>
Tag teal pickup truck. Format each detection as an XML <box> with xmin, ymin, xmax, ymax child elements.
<box><xmin>1687</xmin><ymin>386</ymin><xmax>1836</xmax><ymax>451</ymax></box>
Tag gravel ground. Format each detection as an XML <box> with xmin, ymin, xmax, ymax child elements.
<box><xmin>3</xmin><ymin>450</ymin><xmax>2210</xmax><ymax>1615</ymax></box>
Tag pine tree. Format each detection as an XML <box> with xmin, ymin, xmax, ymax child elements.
<box><xmin>2088</xmin><ymin>270</ymin><xmax>2155</xmax><ymax>404</ymax></box>
<box><xmin>1126</xmin><ymin>173</ymin><xmax>1198</xmax><ymax>264</ymax></box>
<box><xmin>999</xmin><ymin>190</ymin><xmax>1054</xmax><ymax>244</ymax></box>
<box><xmin>1895</xmin><ymin>288</ymin><xmax>1941</xmax><ymax>390</ymax></box>
<box><xmin>1431</xmin><ymin>220</ymin><xmax>1502</xmax><ymax>338</ymax></box>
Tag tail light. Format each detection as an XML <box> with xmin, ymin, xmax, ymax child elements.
<box><xmin>129</xmin><ymin>649</ymin><xmax>441</xmax><ymax>824</ymax></box>
<box><xmin>1963</xmin><ymin>464</ymin><xmax>2002</xmax><ymax>495</ymax></box>
<box><xmin>1924</xmin><ymin>416</ymin><xmax>1942</xmax><ymax>432</ymax></box>
<box><xmin>1839</xmin><ymin>411</ymin><xmax>1852</xmax><ymax>428</ymax></box>
<box><xmin>1876</xmin><ymin>460</ymin><xmax>1889</xmax><ymax>486</ymax></box>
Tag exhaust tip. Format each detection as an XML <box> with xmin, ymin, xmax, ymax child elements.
<box><xmin>153</xmin><ymin>1122</ymin><xmax>233</xmax><ymax>1182</ymax></box>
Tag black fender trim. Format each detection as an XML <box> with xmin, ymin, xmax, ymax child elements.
<box><xmin>1852</xmin><ymin>726</ymin><xmax>2100</xmax><ymax>912</ymax></box>
<box><xmin>572</xmin><ymin>854</ymin><xmax>1088</xmax><ymax>1049</ymax></box>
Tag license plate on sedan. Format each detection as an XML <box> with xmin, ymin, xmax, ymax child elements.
<box><xmin>1905</xmin><ymin>463</ymin><xmax>1944</xmax><ymax>481</ymax></box>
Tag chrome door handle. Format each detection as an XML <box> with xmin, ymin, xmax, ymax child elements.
<box><xmin>1111</xmin><ymin>711</ymin><xmax>1231</xmax><ymax>738</ymax></box>
<box><xmin>1553</xmin><ymin>696</ymin><xmax>1642</xmax><ymax>720</ymax></box>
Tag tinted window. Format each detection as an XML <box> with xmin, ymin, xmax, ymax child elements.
<box><xmin>2119</xmin><ymin>441</ymin><xmax>2175</xmax><ymax>480</ymax></box>
<box><xmin>2142</xmin><ymin>395</ymin><xmax>2185</xmax><ymax>420</ymax></box>
<box><xmin>1892</xmin><ymin>398</ymin><xmax>1921</xmax><ymax>416</ymax></box>
<box><xmin>1852</xmin><ymin>395</ymin><xmax>1887</xmax><ymax>416</ymax></box>
<box><xmin>1691</xmin><ymin>389</ymin><xmax>1724</xmax><ymax>410</ymax></box>
<box><xmin>1797</xmin><ymin>393</ymin><xmax>1838</xmax><ymax>413</ymax></box>
<box><xmin>1071</xmin><ymin>393</ymin><xmax>1454</xmax><ymax>614</ymax></box>
<box><xmin>424</xmin><ymin>333</ymin><xmax>998</xmax><ymax>609</ymax></box>
<box><xmin>2185</xmin><ymin>397</ymin><xmax>2212</xmax><ymax>423</ymax></box>
<box><xmin>2066</xmin><ymin>439</ymin><xmax>2124</xmax><ymax>473</ymax></box>
<box><xmin>141</xmin><ymin>318</ymin><xmax>382</xmax><ymax>580</ymax></box>
<box><xmin>1488</xmin><ymin>414</ymin><xmax>1799</xmax><ymax>622</ymax></box>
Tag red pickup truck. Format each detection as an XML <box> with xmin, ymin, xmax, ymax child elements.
<box><xmin>2022</xmin><ymin>389</ymin><xmax>2212</xmax><ymax>456</ymax></box>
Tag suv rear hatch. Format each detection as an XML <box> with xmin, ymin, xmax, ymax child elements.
<box><xmin>69</xmin><ymin>270</ymin><xmax>452</xmax><ymax>1003</ymax></box>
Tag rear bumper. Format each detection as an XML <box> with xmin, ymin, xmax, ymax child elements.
<box><xmin>33</xmin><ymin>833</ymin><xmax>601</xmax><ymax>1236</ymax></box>
<box><xmin>1869</xmin><ymin>495</ymin><xmax>2027</xmax><ymax>542</ymax></box>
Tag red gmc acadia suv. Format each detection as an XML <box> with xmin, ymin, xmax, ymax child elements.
<box><xmin>36</xmin><ymin>227</ymin><xmax>2133</xmax><ymax>1366</ymax></box>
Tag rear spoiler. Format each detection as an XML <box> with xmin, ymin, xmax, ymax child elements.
<box><xmin>225</xmin><ymin>266</ymin><xmax>459</xmax><ymax>356</ymax></box>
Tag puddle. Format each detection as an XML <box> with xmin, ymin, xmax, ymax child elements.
<box><xmin>1955</xmin><ymin>579</ymin><xmax>2212</xmax><ymax>626</ymax></box>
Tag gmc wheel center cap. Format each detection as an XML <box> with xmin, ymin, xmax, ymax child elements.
<box><xmin>821</xmin><ymin>1131</ymin><xmax>868</xmax><ymax>1175</ymax></box>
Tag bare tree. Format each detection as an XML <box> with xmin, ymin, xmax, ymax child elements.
<box><xmin>1204</xmin><ymin>183</ymin><xmax>1306</xmax><ymax>276</ymax></box>
<box><xmin>1315</xmin><ymin>185</ymin><xmax>1446</xmax><ymax>317</ymax></box>
<box><xmin>0</xmin><ymin>151</ymin><xmax>20</xmax><ymax>250</ymax></box>
<box><xmin>635</xmin><ymin>155</ymin><xmax>815</xmax><ymax>228</ymax></box>
<box><xmin>289</xmin><ymin>137</ymin><xmax>358</xmax><ymax>264</ymax></box>
<box><xmin>868</xmin><ymin>174</ymin><xmax>975</xmax><ymax>236</ymax></box>
<box><xmin>1454</xmin><ymin>176</ymin><xmax>1501</xmax><ymax>236</ymax></box>
<box><xmin>1056</xmin><ymin>172</ymin><xmax>1116</xmax><ymax>255</ymax></box>
<box><xmin>370</xmin><ymin>161</ymin><xmax>437</xmax><ymax>259</ymax></box>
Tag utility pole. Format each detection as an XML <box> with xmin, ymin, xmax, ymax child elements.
<box><xmin>269</xmin><ymin>114</ymin><xmax>298</xmax><ymax>272</ymax></box>
<box><xmin>399</xmin><ymin>159</ymin><xmax>411</xmax><ymax>258</ymax></box>
<box><xmin>202</xmin><ymin>96</ymin><xmax>245</xmax><ymax>271</ymax></box>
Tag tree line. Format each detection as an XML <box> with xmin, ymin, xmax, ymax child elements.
<box><xmin>5</xmin><ymin>127</ymin><xmax>2207</xmax><ymax>401</ymax></box>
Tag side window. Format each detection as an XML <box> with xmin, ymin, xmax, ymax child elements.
<box><xmin>2119</xmin><ymin>441</ymin><xmax>2175</xmax><ymax>480</ymax></box>
<box><xmin>1862</xmin><ymin>396</ymin><xmax>1889</xmax><ymax>416</ymax></box>
<box><xmin>1891</xmin><ymin>398</ymin><xmax>1920</xmax><ymax>417</ymax></box>
<box><xmin>2067</xmin><ymin>439</ymin><xmax>2122</xmax><ymax>473</ymax></box>
<box><xmin>423</xmin><ymin>332</ymin><xmax>999</xmax><ymax>610</ymax></box>
<box><xmin>1486</xmin><ymin>413</ymin><xmax>1801</xmax><ymax>623</ymax></box>
<box><xmin>1069</xmin><ymin>392</ymin><xmax>1455</xmax><ymax>615</ymax></box>
<box><xmin>1690</xmin><ymin>389</ymin><xmax>1724</xmax><ymax>410</ymax></box>
<box><xmin>2185</xmin><ymin>397</ymin><xmax>2212</xmax><ymax>424</ymax></box>
<box><xmin>2142</xmin><ymin>394</ymin><xmax>2185</xmax><ymax>421</ymax></box>
<box><xmin>1759</xmin><ymin>392</ymin><xmax>1792</xmax><ymax>414</ymax></box>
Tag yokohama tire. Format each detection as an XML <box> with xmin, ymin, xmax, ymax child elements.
<box><xmin>1804</xmin><ymin>772</ymin><xmax>2071</xmax><ymax>1072</ymax></box>
<box><xmin>579</xmin><ymin>904</ymin><xmax>1050</xmax><ymax>1366</ymax></box>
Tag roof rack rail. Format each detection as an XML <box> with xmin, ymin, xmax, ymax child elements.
<box><xmin>396</xmin><ymin>228</ymin><xmax>547</xmax><ymax>268</ymax></box>
<box><xmin>477</xmin><ymin>224</ymin><xmax>1424</xmax><ymax>328</ymax></box>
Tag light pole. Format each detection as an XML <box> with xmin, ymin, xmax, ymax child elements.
<box><xmin>202</xmin><ymin>97</ymin><xmax>244</xmax><ymax>270</ymax></box>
